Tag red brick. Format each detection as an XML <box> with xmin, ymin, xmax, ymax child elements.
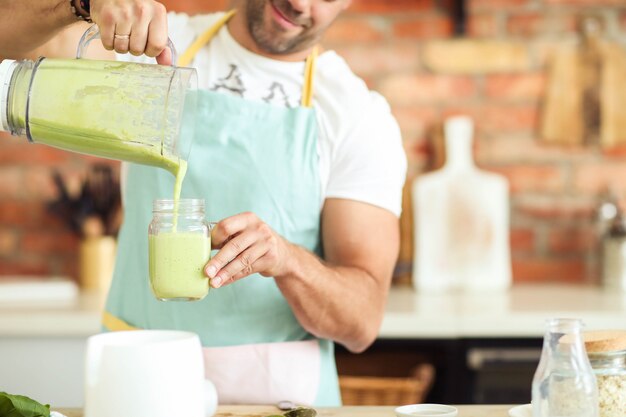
<box><xmin>348</xmin><ymin>0</ymin><xmax>435</xmax><ymax>14</ymax></box>
<box><xmin>507</xmin><ymin>13</ymin><xmax>577</xmax><ymax>37</ymax></box>
<box><xmin>483</xmin><ymin>105</ymin><xmax>539</xmax><ymax>132</ymax></box>
<box><xmin>0</xmin><ymin>168</ymin><xmax>24</xmax><ymax>199</ymax></box>
<box><xmin>485</xmin><ymin>165</ymin><xmax>564</xmax><ymax>193</ymax></box>
<box><xmin>442</xmin><ymin>105</ymin><xmax>539</xmax><ymax>133</ymax></box>
<box><xmin>0</xmin><ymin>259</ymin><xmax>51</xmax><ymax>276</ymax></box>
<box><xmin>0</xmin><ymin>140</ymin><xmax>72</xmax><ymax>166</ymax></box>
<box><xmin>574</xmin><ymin>164</ymin><xmax>626</xmax><ymax>194</ymax></box>
<box><xmin>324</xmin><ymin>17</ymin><xmax>386</xmax><ymax>44</ymax></box>
<box><xmin>0</xmin><ymin>201</ymin><xmax>66</xmax><ymax>230</ymax></box>
<box><xmin>544</xmin><ymin>0</ymin><xmax>623</xmax><ymax>5</ymax></box>
<box><xmin>548</xmin><ymin>227</ymin><xmax>597</xmax><ymax>254</ymax></box>
<box><xmin>333</xmin><ymin>44</ymin><xmax>421</xmax><ymax>77</ymax></box>
<box><xmin>380</xmin><ymin>75</ymin><xmax>476</xmax><ymax>106</ymax></box>
<box><xmin>512</xmin><ymin>258</ymin><xmax>586</xmax><ymax>283</ymax></box>
<box><xmin>21</xmin><ymin>231</ymin><xmax>79</xmax><ymax>255</ymax></box>
<box><xmin>22</xmin><ymin>168</ymin><xmax>62</xmax><ymax>202</ymax></box>
<box><xmin>469</xmin><ymin>0</ymin><xmax>530</xmax><ymax>10</ymax></box>
<box><xmin>467</xmin><ymin>14</ymin><xmax>500</xmax><ymax>37</ymax></box>
<box><xmin>159</xmin><ymin>0</ymin><xmax>226</xmax><ymax>13</ymax></box>
<box><xmin>484</xmin><ymin>74</ymin><xmax>547</xmax><ymax>101</ymax></box>
<box><xmin>510</xmin><ymin>228</ymin><xmax>535</xmax><ymax>253</ymax></box>
<box><xmin>393</xmin><ymin>15</ymin><xmax>454</xmax><ymax>39</ymax></box>
<box><xmin>476</xmin><ymin>135</ymin><xmax>591</xmax><ymax>164</ymax></box>
<box><xmin>0</xmin><ymin>230</ymin><xmax>18</xmax><ymax>257</ymax></box>
<box><xmin>391</xmin><ymin>106</ymin><xmax>440</xmax><ymax>140</ymax></box>
<box><xmin>516</xmin><ymin>196</ymin><xmax>595</xmax><ymax>220</ymax></box>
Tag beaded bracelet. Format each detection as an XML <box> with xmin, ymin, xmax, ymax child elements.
<box><xmin>69</xmin><ymin>0</ymin><xmax>92</xmax><ymax>23</ymax></box>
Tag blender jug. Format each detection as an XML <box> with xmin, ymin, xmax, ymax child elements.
<box><xmin>0</xmin><ymin>25</ymin><xmax>197</xmax><ymax>176</ymax></box>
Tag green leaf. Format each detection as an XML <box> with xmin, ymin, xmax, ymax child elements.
<box><xmin>284</xmin><ymin>407</ymin><xmax>317</xmax><ymax>417</ymax></box>
<box><xmin>0</xmin><ymin>392</ymin><xmax>50</xmax><ymax>417</ymax></box>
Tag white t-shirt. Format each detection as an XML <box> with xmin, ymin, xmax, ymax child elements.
<box><xmin>120</xmin><ymin>11</ymin><xmax>406</xmax><ymax>216</ymax></box>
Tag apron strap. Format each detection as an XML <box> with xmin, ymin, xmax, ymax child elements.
<box><xmin>177</xmin><ymin>9</ymin><xmax>317</xmax><ymax>108</ymax></box>
<box><xmin>301</xmin><ymin>46</ymin><xmax>318</xmax><ymax>108</ymax></box>
<box><xmin>177</xmin><ymin>9</ymin><xmax>237</xmax><ymax>67</ymax></box>
<box><xmin>102</xmin><ymin>310</ymin><xmax>138</xmax><ymax>331</ymax></box>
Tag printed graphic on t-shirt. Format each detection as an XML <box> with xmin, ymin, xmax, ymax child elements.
<box><xmin>262</xmin><ymin>82</ymin><xmax>294</xmax><ymax>108</ymax></box>
<box><xmin>210</xmin><ymin>64</ymin><xmax>246</xmax><ymax>97</ymax></box>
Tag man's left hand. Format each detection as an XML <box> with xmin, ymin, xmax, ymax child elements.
<box><xmin>204</xmin><ymin>212</ymin><xmax>292</xmax><ymax>288</ymax></box>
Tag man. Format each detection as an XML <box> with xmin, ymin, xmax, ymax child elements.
<box><xmin>0</xmin><ymin>0</ymin><xmax>406</xmax><ymax>405</ymax></box>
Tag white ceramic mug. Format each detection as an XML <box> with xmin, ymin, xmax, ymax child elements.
<box><xmin>84</xmin><ymin>330</ymin><xmax>217</xmax><ymax>417</ymax></box>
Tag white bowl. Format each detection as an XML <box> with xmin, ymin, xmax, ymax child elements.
<box><xmin>508</xmin><ymin>404</ymin><xmax>532</xmax><ymax>417</ymax></box>
<box><xmin>395</xmin><ymin>403</ymin><xmax>458</xmax><ymax>417</ymax></box>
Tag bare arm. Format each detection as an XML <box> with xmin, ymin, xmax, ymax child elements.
<box><xmin>206</xmin><ymin>199</ymin><xmax>400</xmax><ymax>353</ymax></box>
<box><xmin>0</xmin><ymin>0</ymin><xmax>169</xmax><ymax>63</ymax></box>
<box><xmin>0</xmin><ymin>0</ymin><xmax>77</xmax><ymax>58</ymax></box>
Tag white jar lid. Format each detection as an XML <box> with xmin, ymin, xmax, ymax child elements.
<box><xmin>0</xmin><ymin>59</ymin><xmax>18</xmax><ymax>132</ymax></box>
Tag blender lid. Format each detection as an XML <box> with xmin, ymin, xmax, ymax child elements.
<box><xmin>0</xmin><ymin>59</ymin><xmax>17</xmax><ymax>132</ymax></box>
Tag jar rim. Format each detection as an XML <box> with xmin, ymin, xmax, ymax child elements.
<box><xmin>153</xmin><ymin>198</ymin><xmax>204</xmax><ymax>212</ymax></box>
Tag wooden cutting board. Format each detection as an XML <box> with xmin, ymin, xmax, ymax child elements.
<box><xmin>540</xmin><ymin>20</ymin><xmax>626</xmax><ymax>148</ymax></box>
<box><xmin>57</xmin><ymin>405</ymin><xmax>513</xmax><ymax>417</ymax></box>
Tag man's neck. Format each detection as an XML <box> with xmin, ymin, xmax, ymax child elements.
<box><xmin>226</xmin><ymin>10</ymin><xmax>313</xmax><ymax>62</ymax></box>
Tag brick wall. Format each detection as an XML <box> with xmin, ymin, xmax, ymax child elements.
<box><xmin>1</xmin><ymin>0</ymin><xmax>625</xmax><ymax>285</ymax></box>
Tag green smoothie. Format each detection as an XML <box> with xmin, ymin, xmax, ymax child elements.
<box><xmin>10</xmin><ymin>58</ymin><xmax>195</xmax><ymax>179</ymax></box>
<box><xmin>149</xmin><ymin>232</ymin><xmax>211</xmax><ymax>300</ymax></box>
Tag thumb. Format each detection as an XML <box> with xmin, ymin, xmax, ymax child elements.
<box><xmin>156</xmin><ymin>47</ymin><xmax>173</xmax><ymax>66</ymax></box>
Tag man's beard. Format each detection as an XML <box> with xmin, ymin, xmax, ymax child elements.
<box><xmin>245</xmin><ymin>0</ymin><xmax>318</xmax><ymax>55</ymax></box>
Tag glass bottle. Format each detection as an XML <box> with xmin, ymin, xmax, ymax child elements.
<box><xmin>532</xmin><ymin>318</ymin><xmax>599</xmax><ymax>417</ymax></box>
<box><xmin>148</xmin><ymin>199</ymin><xmax>211</xmax><ymax>301</ymax></box>
<box><xmin>0</xmin><ymin>57</ymin><xmax>197</xmax><ymax>176</ymax></box>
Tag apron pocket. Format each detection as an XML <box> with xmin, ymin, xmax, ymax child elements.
<box><xmin>202</xmin><ymin>339</ymin><xmax>321</xmax><ymax>406</ymax></box>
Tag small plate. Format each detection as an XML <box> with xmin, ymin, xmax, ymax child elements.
<box><xmin>395</xmin><ymin>403</ymin><xmax>458</xmax><ymax>417</ymax></box>
<box><xmin>508</xmin><ymin>404</ymin><xmax>532</xmax><ymax>417</ymax></box>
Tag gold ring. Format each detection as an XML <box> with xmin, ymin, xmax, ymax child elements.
<box><xmin>114</xmin><ymin>34</ymin><xmax>130</xmax><ymax>40</ymax></box>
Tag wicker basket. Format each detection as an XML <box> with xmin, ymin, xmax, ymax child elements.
<box><xmin>339</xmin><ymin>363</ymin><xmax>435</xmax><ymax>406</ymax></box>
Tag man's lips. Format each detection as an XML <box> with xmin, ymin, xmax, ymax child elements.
<box><xmin>270</xmin><ymin>2</ymin><xmax>299</xmax><ymax>28</ymax></box>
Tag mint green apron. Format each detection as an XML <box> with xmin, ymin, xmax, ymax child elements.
<box><xmin>103</xmin><ymin>12</ymin><xmax>340</xmax><ymax>406</ymax></box>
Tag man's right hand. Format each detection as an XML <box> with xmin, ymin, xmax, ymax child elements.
<box><xmin>90</xmin><ymin>0</ymin><xmax>171</xmax><ymax>65</ymax></box>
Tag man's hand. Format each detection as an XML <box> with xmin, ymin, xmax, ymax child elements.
<box><xmin>204</xmin><ymin>212</ymin><xmax>293</xmax><ymax>288</ymax></box>
<box><xmin>90</xmin><ymin>0</ymin><xmax>171</xmax><ymax>64</ymax></box>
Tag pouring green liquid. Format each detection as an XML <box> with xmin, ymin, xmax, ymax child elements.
<box><xmin>4</xmin><ymin>57</ymin><xmax>206</xmax><ymax>300</ymax></box>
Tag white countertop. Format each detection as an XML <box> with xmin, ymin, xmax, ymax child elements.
<box><xmin>382</xmin><ymin>284</ymin><xmax>626</xmax><ymax>338</ymax></box>
<box><xmin>0</xmin><ymin>290</ymin><xmax>105</xmax><ymax>337</ymax></box>
<box><xmin>2</xmin><ymin>284</ymin><xmax>626</xmax><ymax>338</ymax></box>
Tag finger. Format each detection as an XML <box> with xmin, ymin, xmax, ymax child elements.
<box><xmin>145</xmin><ymin>4</ymin><xmax>168</xmax><ymax>58</ymax></box>
<box><xmin>98</xmin><ymin>15</ymin><xmax>116</xmax><ymax>50</ymax></box>
<box><xmin>129</xmin><ymin>16</ymin><xmax>150</xmax><ymax>56</ymax></box>
<box><xmin>204</xmin><ymin>231</ymin><xmax>257</xmax><ymax>278</ymax></box>
<box><xmin>211</xmin><ymin>212</ymin><xmax>256</xmax><ymax>248</ymax></box>
<box><xmin>156</xmin><ymin>47</ymin><xmax>172</xmax><ymax>66</ymax></box>
<box><xmin>113</xmin><ymin>21</ymin><xmax>132</xmax><ymax>54</ymax></box>
<box><xmin>211</xmin><ymin>244</ymin><xmax>267</xmax><ymax>288</ymax></box>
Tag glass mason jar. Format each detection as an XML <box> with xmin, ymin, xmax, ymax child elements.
<box><xmin>148</xmin><ymin>199</ymin><xmax>211</xmax><ymax>301</ymax></box>
<box><xmin>585</xmin><ymin>331</ymin><xmax>626</xmax><ymax>417</ymax></box>
<box><xmin>532</xmin><ymin>318</ymin><xmax>599</xmax><ymax>417</ymax></box>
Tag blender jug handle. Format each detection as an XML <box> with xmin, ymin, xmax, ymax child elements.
<box><xmin>76</xmin><ymin>24</ymin><xmax>178</xmax><ymax>66</ymax></box>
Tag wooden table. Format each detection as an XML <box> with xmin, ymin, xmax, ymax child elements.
<box><xmin>58</xmin><ymin>404</ymin><xmax>514</xmax><ymax>416</ymax></box>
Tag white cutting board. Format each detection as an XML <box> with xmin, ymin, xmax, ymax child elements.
<box><xmin>412</xmin><ymin>116</ymin><xmax>512</xmax><ymax>292</ymax></box>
